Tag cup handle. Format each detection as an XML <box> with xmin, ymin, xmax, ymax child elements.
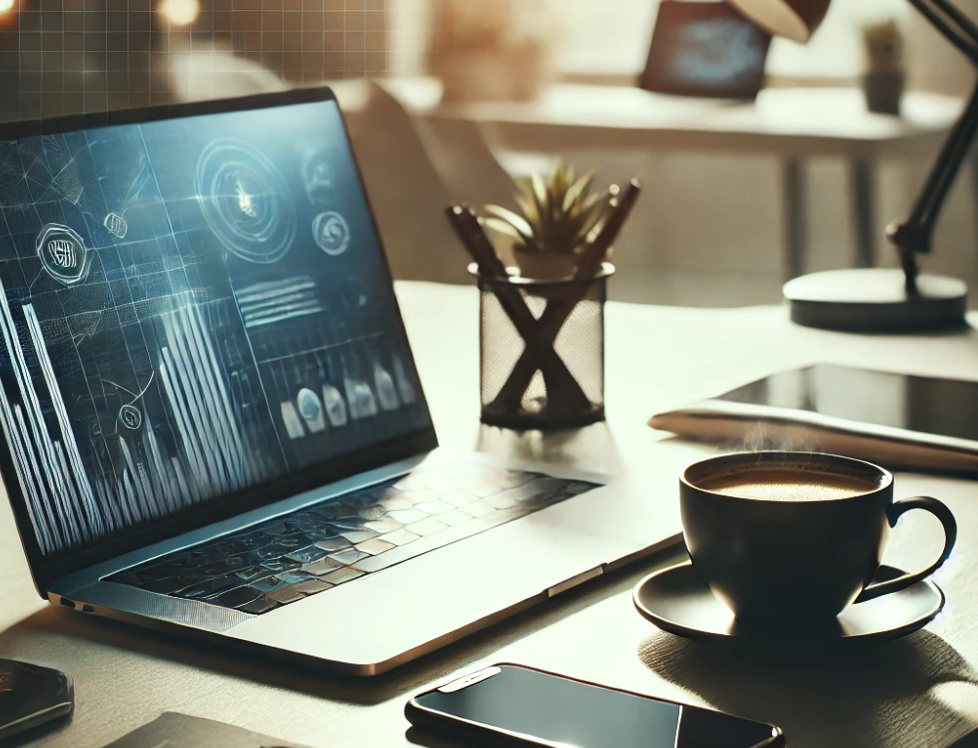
<box><xmin>855</xmin><ymin>496</ymin><xmax>957</xmax><ymax>604</ymax></box>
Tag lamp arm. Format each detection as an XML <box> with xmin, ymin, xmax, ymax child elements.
<box><xmin>887</xmin><ymin>88</ymin><xmax>978</xmax><ymax>281</ymax></box>
<box><xmin>886</xmin><ymin>0</ymin><xmax>978</xmax><ymax>294</ymax></box>
<box><xmin>908</xmin><ymin>0</ymin><xmax>978</xmax><ymax>59</ymax></box>
<box><xmin>923</xmin><ymin>0</ymin><xmax>978</xmax><ymax>55</ymax></box>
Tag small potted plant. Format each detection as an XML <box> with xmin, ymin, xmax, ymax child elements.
<box><xmin>447</xmin><ymin>164</ymin><xmax>640</xmax><ymax>429</ymax></box>
<box><xmin>428</xmin><ymin>0</ymin><xmax>557</xmax><ymax>103</ymax></box>
<box><xmin>862</xmin><ymin>18</ymin><xmax>905</xmax><ymax>116</ymax></box>
<box><xmin>483</xmin><ymin>161</ymin><xmax>616</xmax><ymax>281</ymax></box>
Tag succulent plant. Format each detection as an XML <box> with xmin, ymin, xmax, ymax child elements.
<box><xmin>863</xmin><ymin>18</ymin><xmax>904</xmax><ymax>73</ymax></box>
<box><xmin>483</xmin><ymin>161</ymin><xmax>614</xmax><ymax>257</ymax></box>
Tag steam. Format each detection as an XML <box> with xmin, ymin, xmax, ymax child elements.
<box><xmin>741</xmin><ymin>422</ymin><xmax>823</xmax><ymax>454</ymax></box>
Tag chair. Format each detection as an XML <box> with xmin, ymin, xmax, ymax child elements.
<box><xmin>334</xmin><ymin>80</ymin><xmax>498</xmax><ymax>285</ymax></box>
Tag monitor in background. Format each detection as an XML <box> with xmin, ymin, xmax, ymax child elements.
<box><xmin>640</xmin><ymin>1</ymin><xmax>772</xmax><ymax>100</ymax></box>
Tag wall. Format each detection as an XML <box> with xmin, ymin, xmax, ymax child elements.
<box><xmin>1</xmin><ymin>0</ymin><xmax>977</xmax><ymax>308</ymax></box>
<box><xmin>905</xmin><ymin>0</ymin><xmax>978</xmax><ymax>96</ymax></box>
<box><xmin>0</xmin><ymin>0</ymin><xmax>390</xmax><ymax>122</ymax></box>
<box><xmin>386</xmin><ymin>0</ymin><xmax>978</xmax><ymax>307</ymax></box>
<box><xmin>507</xmin><ymin>1</ymin><xmax>978</xmax><ymax>306</ymax></box>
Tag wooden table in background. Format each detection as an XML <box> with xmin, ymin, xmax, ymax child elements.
<box><xmin>387</xmin><ymin>80</ymin><xmax>964</xmax><ymax>280</ymax></box>
<box><xmin>2</xmin><ymin>282</ymin><xmax>978</xmax><ymax>748</ymax></box>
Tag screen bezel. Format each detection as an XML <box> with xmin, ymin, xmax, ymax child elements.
<box><xmin>407</xmin><ymin>663</ymin><xmax>784</xmax><ymax>748</ymax></box>
<box><xmin>0</xmin><ymin>86</ymin><xmax>439</xmax><ymax>595</ymax></box>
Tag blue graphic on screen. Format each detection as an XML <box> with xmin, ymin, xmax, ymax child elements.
<box><xmin>0</xmin><ymin>100</ymin><xmax>431</xmax><ymax>556</ymax></box>
<box><xmin>672</xmin><ymin>18</ymin><xmax>767</xmax><ymax>86</ymax></box>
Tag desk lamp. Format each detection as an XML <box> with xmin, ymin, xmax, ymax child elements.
<box><xmin>729</xmin><ymin>0</ymin><xmax>974</xmax><ymax>332</ymax></box>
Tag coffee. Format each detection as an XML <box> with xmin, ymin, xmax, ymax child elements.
<box><xmin>681</xmin><ymin>452</ymin><xmax>957</xmax><ymax>624</ymax></box>
<box><xmin>698</xmin><ymin>467</ymin><xmax>876</xmax><ymax>502</ymax></box>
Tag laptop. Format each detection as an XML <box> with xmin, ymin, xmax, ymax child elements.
<box><xmin>0</xmin><ymin>88</ymin><xmax>679</xmax><ymax>675</ymax></box>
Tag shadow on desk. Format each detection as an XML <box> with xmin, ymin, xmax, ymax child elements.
<box><xmin>405</xmin><ymin>726</ymin><xmax>456</xmax><ymax>748</ymax></box>
<box><xmin>475</xmin><ymin>421</ymin><xmax>625</xmax><ymax>475</ymax></box>
<box><xmin>0</xmin><ymin>605</ymin><xmax>450</xmax><ymax>706</ymax></box>
<box><xmin>639</xmin><ymin>629</ymin><xmax>978</xmax><ymax>747</ymax></box>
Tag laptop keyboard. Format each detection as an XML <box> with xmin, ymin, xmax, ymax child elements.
<box><xmin>106</xmin><ymin>462</ymin><xmax>599</xmax><ymax>615</ymax></box>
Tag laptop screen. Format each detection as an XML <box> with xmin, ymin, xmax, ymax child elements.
<box><xmin>0</xmin><ymin>91</ymin><xmax>434</xmax><ymax>562</ymax></box>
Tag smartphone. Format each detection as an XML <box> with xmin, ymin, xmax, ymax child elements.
<box><xmin>405</xmin><ymin>664</ymin><xmax>783</xmax><ymax>748</ymax></box>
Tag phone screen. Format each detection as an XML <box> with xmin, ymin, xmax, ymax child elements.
<box><xmin>415</xmin><ymin>665</ymin><xmax>779</xmax><ymax>748</ymax></box>
<box><xmin>718</xmin><ymin>364</ymin><xmax>978</xmax><ymax>441</ymax></box>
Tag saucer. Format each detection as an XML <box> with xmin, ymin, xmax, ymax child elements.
<box><xmin>633</xmin><ymin>562</ymin><xmax>944</xmax><ymax>642</ymax></box>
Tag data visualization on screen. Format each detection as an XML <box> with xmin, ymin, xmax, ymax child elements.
<box><xmin>0</xmin><ymin>99</ymin><xmax>431</xmax><ymax>556</ymax></box>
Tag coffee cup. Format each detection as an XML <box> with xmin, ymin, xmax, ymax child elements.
<box><xmin>680</xmin><ymin>451</ymin><xmax>957</xmax><ymax>626</ymax></box>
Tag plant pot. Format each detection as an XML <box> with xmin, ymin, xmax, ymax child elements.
<box><xmin>473</xmin><ymin>263</ymin><xmax>614</xmax><ymax>430</ymax></box>
<box><xmin>863</xmin><ymin>70</ymin><xmax>904</xmax><ymax>116</ymax></box>
<box><xmin>512</xmin><ymin>251</ymin><xmax>578</xmax><ymax>281</ymax></box>
<box><xmin>437</xmin><ymin>46</ymin><xmax>554</xmax><ymax>104</ymax></box>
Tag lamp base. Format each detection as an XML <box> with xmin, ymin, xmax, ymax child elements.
<box><xmin>783</xmin><ymin>268</ymin><xmax>968</xmax><ymax>333</ymax></box>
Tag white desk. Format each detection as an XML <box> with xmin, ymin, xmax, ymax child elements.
<box><xmin>386</xmin><ymin>80</ymin><xmax>964</xmax><ymax>280</ymax></box>
<box><xmin>3</xmin><ymin>282</ymin><xmax>978</xmax><ymax>748</ymax></box>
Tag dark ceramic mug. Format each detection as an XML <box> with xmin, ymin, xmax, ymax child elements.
<box><xmin>680</xmin><ymin>451</ymin><xmax>957</xmax><ymax>626</ymax></box>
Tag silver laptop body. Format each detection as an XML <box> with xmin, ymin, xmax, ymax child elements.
<box><xmin>0</xmin><ymin>88</ymin><xmax>679</xmax><ymax>675</ymax></box>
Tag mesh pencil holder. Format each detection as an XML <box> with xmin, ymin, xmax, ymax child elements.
<box><xmin>472</xmin><ymin>262</ymin><xmax>613</xmax><ymax>430</ymax></box>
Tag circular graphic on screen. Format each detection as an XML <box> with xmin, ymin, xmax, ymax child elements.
<box><xmin>297</xmin><ymin>387</ymin><xmax>322</xmax><ymax>423</ymax></box>
<box><xmin>675</xmin><ymin>20</ymin><xmax>767</xmax><ymax>84</ymax></box>
<box><xmin>196</xmin><ymin>139</ymin><xmax>296</xmax><ymax>264</ymax></box>
<box><xmin>104</xmin><ymin>212</ymin><xmax>128</xmax><ymax>239</ymax></box>
<box><xmin>119</xmin><ymin>403</ymin><xmax>142</xmax><ymax>431</ymax></box>
<box><xmin>301</xmin><ymin>150</ymin><xmax>334</xmax><ymax>206</ymax></box>
<box><xmin>36</xmin><ymin>224</ymin><xmax>90</xmax><ymax>286</ymax></box>
<box><xmin>312</xmin><ymin>211</ymin><xmax>351</xmax><ymax>256</ymax></box>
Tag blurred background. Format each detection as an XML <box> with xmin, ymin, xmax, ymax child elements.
<box><xmin>1</xmin><ymin>0</ymin><xmax>977</xmax><ymax>307</ymax></box>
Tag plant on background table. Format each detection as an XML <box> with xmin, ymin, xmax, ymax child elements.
<box><xmin>862</xmin><ymin>18</ymin><xmax>905</xmax><ymax>116</ymax></box>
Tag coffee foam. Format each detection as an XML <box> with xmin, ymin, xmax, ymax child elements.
<box><xmin>696</xmin><ymin>465</ymin><xmax>880</xmax><ymax>502</ymax></box>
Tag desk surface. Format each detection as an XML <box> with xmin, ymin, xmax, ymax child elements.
<box><xmin>385</xmin><ymin>79</ymin><xmax>964</xmax><ymax>158</ymax></box>
<box><xmin>3</xmin><ymin>282</ymin><xmax>978</xmax><ymax>748</ymax></box>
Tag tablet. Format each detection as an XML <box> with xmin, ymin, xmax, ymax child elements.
<box><xmin>650</xmin><ymin>364</ymin><xmax>978</xmax><ymax>475</ymax></box>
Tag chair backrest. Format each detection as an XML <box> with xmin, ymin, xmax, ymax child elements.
<box><xmin>413</xmin><ymin>114</ymin><xmax>520</xmax><ymax>216</ymax></box>
<box><xmin>168</xmin><ymin>49</ymin><xmax>289</xmax><ymax>102</ymax></box>
<box><xmin>334</xmin><ymin>79</ymin><xmax>482</xmax><ymax>285</ymax></box>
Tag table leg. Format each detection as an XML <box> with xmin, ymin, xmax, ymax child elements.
<box><xmin>850</xmin><ymin>158</ymin><xmax>877</xmax><ymax>268</ymax></box>
<box><xmin>782</xmin><ymin>158</ymin><xmax>805</xmax><ymax>280</ymax></box>
<box><xmin>971</xmin><ymin>154</ymin><xmax>978</xmax><ymax>277</ymax></box>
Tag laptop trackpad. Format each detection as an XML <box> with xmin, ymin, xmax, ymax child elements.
<box><xmin>229</xmin><ymin>519</ymin><xmax>635</xmax><ymax>671</ymax></box>
<box><xmin>228</xmin><ymin>576</ymin><xmax>487</xmax><ymax>672</ymax></box>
